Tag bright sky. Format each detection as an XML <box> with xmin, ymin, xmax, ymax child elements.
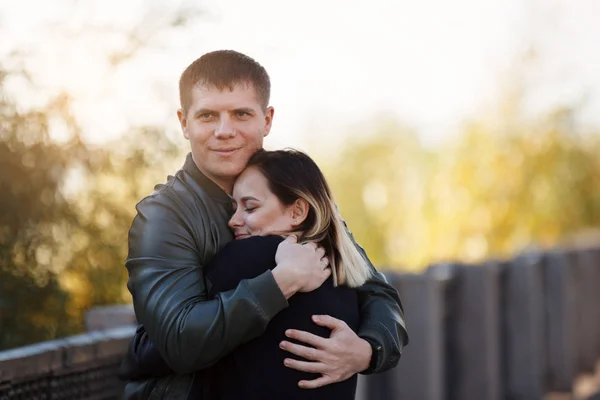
<box><xmin>1</xmin><ymin>0</ymin><xmax>599</xmax><ymax>151</ymax></box>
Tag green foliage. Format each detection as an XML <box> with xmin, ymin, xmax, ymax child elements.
<box><xmin>314</xmin><ymin>108</ymin><xmax>600</xmax><ymax>271</ymax></box>
<box><xmin>1</xmin><ymin>0</ymin><xmax>599</xmax><ymax>350</ymax></box>
<box><xmin>0</xmin><ymin>1</ymin><xmax>197</xmax><ymax>350</ymax></box>
<box><xmin>0</xmin><ymin>84</ymin><xmax>85</xmax><ymax>348</ymax></box>
<box><xmin>319</xmin><ymin>121</ymin><xmax>431</xmax><ymax>268</ymax></box>
<box><xmin>0</xmin><ymin>71</ymin><xmax>183</xmax><ymax>350</ymax></box>
<box><xmin>424</xmin><ymin>109</ymin><xmax>600</xmax><ymax>264</ymax></box>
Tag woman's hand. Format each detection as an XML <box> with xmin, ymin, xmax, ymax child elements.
<box><xmin>272</xmin><ymin>235</ymin><xmax>331</xmax><ymax>299</ymax></box>
<box><xmin>279</xmin><ymin>315</ymin><xmax>372</xmax><ymax>388</ymax></box>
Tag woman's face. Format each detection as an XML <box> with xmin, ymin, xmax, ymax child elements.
<box><xmin>228</xmin><ymin>166</ymin><xmax>297</xmax><ymax>240</ymax></box>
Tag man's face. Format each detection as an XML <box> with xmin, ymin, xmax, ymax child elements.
<box><xmin>177</xmin><ymin>83</ymin><xmax>274</xmax><ymax>192</ymax></box>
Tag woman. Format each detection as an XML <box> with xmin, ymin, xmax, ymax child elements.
<box><xmin>121</xmin><ymin>149</ymin><xmax>371</xmax><ymax>399</ymax></box>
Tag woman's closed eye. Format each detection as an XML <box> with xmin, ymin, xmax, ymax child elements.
<box><xmin>244</xmin><ymin>206</ymin><xmax>257</xmax><ymax>212</ymax></box>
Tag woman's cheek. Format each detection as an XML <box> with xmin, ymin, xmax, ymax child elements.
<box><xmin>245</xmin><ymin>215</ymin><xmax>257</xmax><ymax>234</ymax></box>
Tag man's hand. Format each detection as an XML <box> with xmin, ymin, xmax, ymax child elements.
<box><xmin>272</xmin><ymin>235</ymin><xmax>330</xmax><ymax>299</ymax></box>
<box><xmin>279</xmin><ymin>315</ymin><xmax>372</xmax><ymax>389</ymax></box>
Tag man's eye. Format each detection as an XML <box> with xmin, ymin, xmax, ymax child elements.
<box><xmin>199</xmin><ymin>113</ymin><xmax>213</xmax><ymax>119</ymax></box>
<box><xmin>236</xmin><ymin>111</ymin><xmax>249</xmax><ymax>117</ymax></box>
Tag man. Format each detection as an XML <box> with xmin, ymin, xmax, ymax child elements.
<box><xmin>122</xmin><ymin>50</ymin><xmax>408</xmax><ymax>399</ymax></box>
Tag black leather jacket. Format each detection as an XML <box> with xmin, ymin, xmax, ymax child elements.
<box><xmin>122</xmin><ymin>153</ymin><xmax>408</xmax><ymax>399</ymax></box>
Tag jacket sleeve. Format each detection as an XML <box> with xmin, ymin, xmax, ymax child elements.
<box><xmin>346</xmin><ymin>224</ymin><xmax>409</xmax><ymax>374</ymax></box>
<box><xmin>125</xmin><ymin>194</ymin><xmax>288</xmax><ymax>374</ymax></box>
<box><xmin>117</xmin><ymin>325</ymin><xmax>174</xmax><ymax>380</ymax></box>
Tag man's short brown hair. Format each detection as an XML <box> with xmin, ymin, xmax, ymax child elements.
<box><xmin>179</xmin><ymin>50</ymin><xmax>271</xmax><ymax>113</ymax></box>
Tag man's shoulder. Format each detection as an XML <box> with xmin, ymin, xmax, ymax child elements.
<box><xmin>135</xmin><ymin>168</ymin><xmax>209</xmax><ymax>214</ymax></box>
<box><xmin>130</xmin><ymin>178</ymin><xmax>215</xmax><ymax>242</ymax></box>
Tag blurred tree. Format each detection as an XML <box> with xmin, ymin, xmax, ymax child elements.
<box><xmin>316</xmin><ymin>38</ymin><xmax>600</xmax><ymax>271</ymax></box>
<box><xmin>424</xmin><ymin>105</ymin><xmax>600</xmax><ymax>264</ymax></box>
<box><xmin>59</xmin><ymin>126</ymin><xmax>183</xmax><ymax>316</ymax></box>
<box><xmin>0</xmin><ymin>67</ymin><xmax>184</xmax><ymax>349</ymax></box>
<box><xmin>318</xmin><ymin>106</ymin><xmax>600</xmax><ymax>271</ymax></box>
<box><xmin>0</xmin><ymin>0</ymin><xmax>195</xmax><ymax>349</ymax></box>
<box><xmin>317</xmin><ymin>119</ymin><xmax>433</xmax><ymax>269</ymax></box>
<box><xmin>0</xmin><ymin>76</ymin><xmax>86</xmax><ymax>348</ymax></box>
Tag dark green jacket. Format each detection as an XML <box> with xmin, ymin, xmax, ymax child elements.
<box><xmin>122</xmin><ymin>153</ymin><xmax>408</xmax><ymax>399</ymax></box>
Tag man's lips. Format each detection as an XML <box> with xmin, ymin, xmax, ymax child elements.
<box><xmin>212</xmin><ymin>148</ymin><xmax>241</xmax><ymax>156</ymax></box>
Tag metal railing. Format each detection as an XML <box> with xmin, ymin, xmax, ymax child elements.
<box><xmin>0</xmin><ymin>326</ymin><xmax>135</xmax><ymax>400</ymax></box>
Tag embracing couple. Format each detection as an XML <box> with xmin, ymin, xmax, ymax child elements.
<box><xmin>119</xmin><ymin>50</ymin><xmax>409</xmax><ymax>399</ymax></box>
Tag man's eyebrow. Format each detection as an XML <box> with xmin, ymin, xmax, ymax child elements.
<box><xmin>233</xmin><ymin>107</ymin><xmax>255</xmax><ymax>114</ymax></box>
<box><xmin>194</xmin><ymin>108</ymin><xmax>215</xmax><ymax>116</ymax></box>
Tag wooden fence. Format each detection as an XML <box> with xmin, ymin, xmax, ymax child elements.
<box><xmin>357</xmin><ymin>245</ymin><xmax>600</xmax><ymax>400</ymax></box>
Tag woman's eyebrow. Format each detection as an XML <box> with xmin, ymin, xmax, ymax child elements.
<box><xmin>241</xmin><ymin>196</ymin><xmax>259</xmax><ymax>202</ymax></box>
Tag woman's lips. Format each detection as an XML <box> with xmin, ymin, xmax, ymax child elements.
<box><xmin>235</xmin><ymin>233</ymin><xmax>250</xmax><ymax>240</ymax></box>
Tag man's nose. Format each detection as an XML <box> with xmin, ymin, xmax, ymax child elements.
<box><xmin>215</xmin><ymin>115</ymin><xmax>236</xmax><ymax>139</ymax></box>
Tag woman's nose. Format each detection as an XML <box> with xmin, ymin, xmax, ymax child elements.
<box><xmin>228</xmin><ymin>210</ymin><xmax>242</xmax><ymax>229</ymax></box>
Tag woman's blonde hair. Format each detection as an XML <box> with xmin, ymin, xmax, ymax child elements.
<box><xmin>246</xmin><ymin>149</ymin><xmax>371</xmax><ymax>287</ymax></box>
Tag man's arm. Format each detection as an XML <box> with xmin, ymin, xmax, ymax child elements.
<box><xmin>280</xmin><ymin>222</ymin><xmax>408</xmax><ymax>387</ymax></box>
<box><xmin>126</xmin><ymin>195</ymin><xmax>288</xmax><ymax>374</ymax></box>
<box><xmin>353</xmin><ymin>240</ymin><xmax>408</xmax><ymax>374</ymax></box>
<box><xmin>127</xmin><ymin>194</ymin><xmax>330</xmax><ymax>375</ymax></box>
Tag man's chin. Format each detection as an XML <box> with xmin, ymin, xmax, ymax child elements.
<box><xmin>211</xmin><ymin>165</ymin><xmax>246</xmax><ymax>182</ymax></box>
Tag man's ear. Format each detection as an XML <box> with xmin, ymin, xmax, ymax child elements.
<box><xmin>291</xmin><ymin>198</ymin><xmax>309</xmax><ymax>226</ymax></box>
<box><xmin>263</xmin><ymin>106</ymin><xmax>274</xmax><ymax>138</ymax></box>
<box><xmin>177</xmin><ymin>108</ymin><xmax>190</xmax><ymax>140</ymax></box>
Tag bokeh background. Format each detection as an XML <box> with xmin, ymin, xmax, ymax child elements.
<box><xmin>1</xmin><ymin>0</ymin><xmax>599</xmax><ymax>358</ymax></box>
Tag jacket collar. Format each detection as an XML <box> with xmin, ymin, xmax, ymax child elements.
<box><xmin>182</xmin><ymin>152</ymin><xmax>233</xmax><ymax>206</ymax></box>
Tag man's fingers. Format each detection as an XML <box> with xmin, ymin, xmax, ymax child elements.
<box><xmin>285</xmin><ymin>329</ymin><xmax>329</xmax><ymax>349</ymax></box>
<box><xmin>283</xmin><ymin>358</ymin><xmax>326</xmax><ymax>374</ymax></box>
<box><xmin>298</xmin><ymin>376</ymin><xmax>334</xmax><ymax>390</ymax></box>
<box><xmin>280</xmin><ymin>341</ymin><xmax>324</xmax><ymax>361</ymax></box>
<box><xmin>311</xmin><ymin>314</ymin><xmax>346</xmax><ymax>330</ymax></box>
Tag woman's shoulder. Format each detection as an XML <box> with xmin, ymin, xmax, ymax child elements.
<box><xmin>205</xmin><ymin>235</ymin><xmax>285</xmax><ymax>293</ymax></box>
<box><xmin>221</xmin><ymin>235</ymin><xmax>284</xmax><ymax>254</ymax></box>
